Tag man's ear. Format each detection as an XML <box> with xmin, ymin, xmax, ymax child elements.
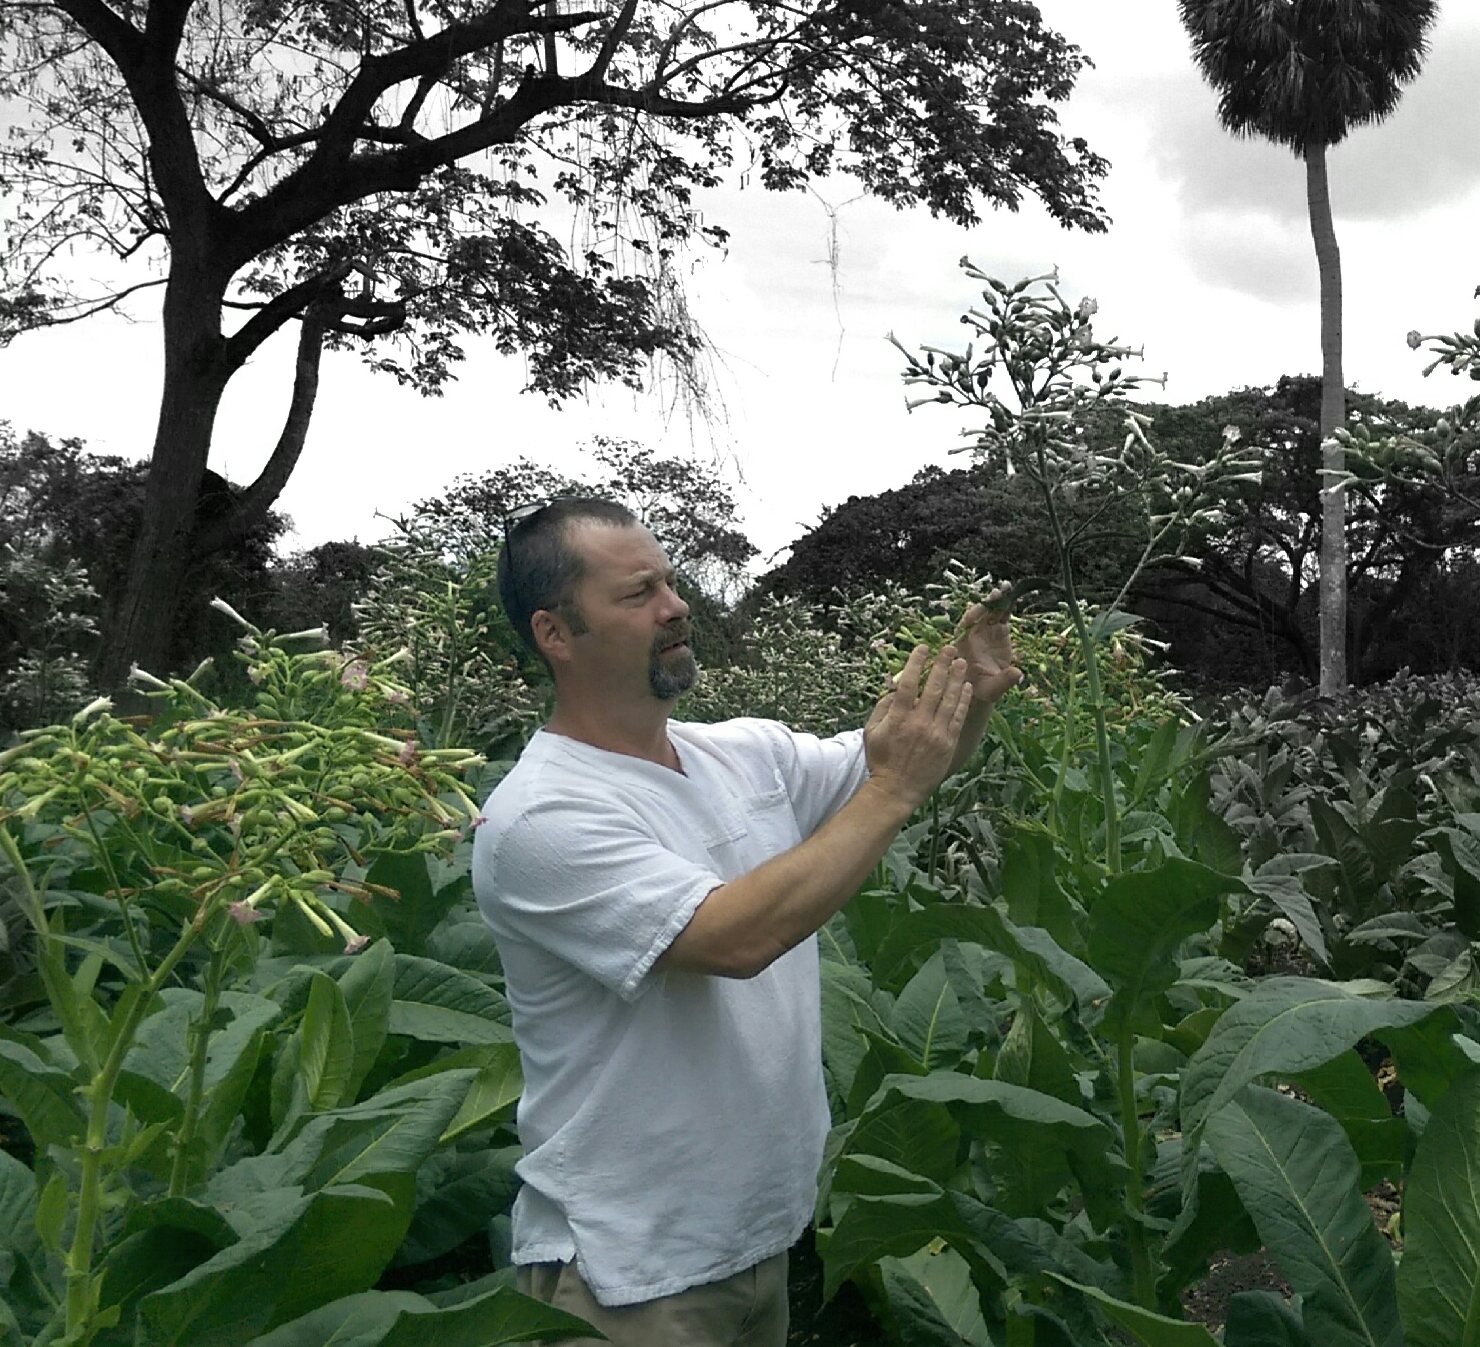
<box><xmin>531</xmin><ymin>608</ymin><xmax>572</xmax><ymax>666</ymax></box>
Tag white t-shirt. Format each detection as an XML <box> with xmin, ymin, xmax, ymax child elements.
<box><xmin>471</xmin><ymin>716</ymin><xmax>869</xmax><ymax>1307</ymax></box>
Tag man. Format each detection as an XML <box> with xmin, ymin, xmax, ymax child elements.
<box><xmin>472</xmin><ymin>498</ymin><xmax>1021</xmax><ymax>1346</ymax></box>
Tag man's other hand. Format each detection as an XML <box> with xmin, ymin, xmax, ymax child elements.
<box><xmin>955</xmin><ymin>588</ymin><xmax>1023</xmax><ymax>705</ymax></box>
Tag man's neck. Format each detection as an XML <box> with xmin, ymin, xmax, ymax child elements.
<box><xmin>544</xmin><ymin>696</ymin><xmax>681</xmax><ymax>771</ymax></box>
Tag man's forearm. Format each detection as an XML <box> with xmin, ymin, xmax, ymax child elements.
<box><xmin>947</xmin><ymin>682</ymin><xmax>1006</xmax><ymax>776</ymax></box>
<box><xmin>655</xmin><ymin>778</ymin><xmax>917</xmax><ymax>979</ymax></box>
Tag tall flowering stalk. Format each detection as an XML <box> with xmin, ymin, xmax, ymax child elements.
<box><xmin>892</xmin><ymin>262</ymin><xmax>1263</xmax><ymax>874</ymax></box>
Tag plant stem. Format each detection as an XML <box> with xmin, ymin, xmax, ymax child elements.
<box><xmin>0</xmin><ymin>823</ymin><xmax>49</xmax><ymax>939</ymax></box>
<box><xmin>168</xmin><ymin>927</ymin><xmax>226</xmax><ymax>1196</ymax></box>
<box><xmin>79</xmin><ymin>797</ymin><xmax>147</xmax><ymax>978</ymax></box>
<box><xmin>64</xmin><ymin>911</ymin><xmax>204</xmax><ymax>1338</ymax></box>
<box><xmin>1037</xmin><ymin>449</ymin><xmax>1121</xmax><ymax>874</ymax></box>
<box><xmin>1117</xmin><ymin>1021</ymin><xmax>1155</xmax><ymax>1310</ymax></box>
<box><xmin>928</xmin><ymin>790</ymin><xmax>941</xmax><ymax>885</ymax></box>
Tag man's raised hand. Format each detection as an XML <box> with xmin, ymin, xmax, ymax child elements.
<box><xmin>863</xmin><ymin>644</ymin><xmax>974</xmax><ymax>809</ymax></box>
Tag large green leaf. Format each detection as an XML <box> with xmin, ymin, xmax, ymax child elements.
<box><xmin>845</xmin><ymin>1029</ymin><xmax>929</xmax><ymax>1120</ymax></box>
<box><xmin>1291</xmin><ymin>1051</ymin><xmax>1406</xmax><ymax>1190</ymax></box>
<box><xmin>338</xmin><ymin>940</ymin><xmax>394</xmax><ymax>1099</ymax></box>
<box><xmin>1396</xmin><ymin>1065</ymin><xmax>1480</xmax><ymax>1346</ymax></box>
<box><xmin>241</xmin><ymin>1284</ymin><xmax>597</xmax><ymax>1347</ymax></box>
<box><xmin>820</xmin><ymin>956</ymin><xmax>881</xmax><ymax>1110</ymax></box>
<box><xmin>99</xmin><ymin>1216</ymin><xmax>237</xmax><ymax>1327</ymax></box>
<box><xmin>0</xmin><ymin>1036</ymin><xmax>82</xmax><ymax>1147</ymax></box>
<box><xmin>1245</xmin><ymin>872</ymin><xmax>1330</xmax><ymax>967</ymax></box>
<box><xmin>394</xmin><ymin>1147</ymin><xmax>521</xmax><ymax>1269</ymax></box>
<box><xmin>355</xmin><ymin>853</ymin><xmax>473</xmax><ymax>956</ymax></box>
<box><xmin>868</xmin><ymin>1073</ymin><xmax>1118</xmax><ymax>1222</ymax></box>
<box><xmin>1429</xmin><ymin>824</ymin><xmax>1480</xmax><ymax>939</ymax></box>
<box><xmin>1154</xmin><ymin>1142</ymin><xmax>1259</xmax><ymax>1303</ymax></box>
<box><xmin>871</xmin><ymin>903</ymin><xmax>1107</xmax><ymax>1018</ymax></box>
<box><xmin>839</xmin><ymin>1088</ymin><xmax>960</xmax><ymax>1188</ymax></box>
<box><xmin>1383</xmin><ymin>1005</ymin><xmax>1480</xmax><ymax>1111</ymax></box>
<box><xmin>880</xmin><ymin>1247</ymin><xmax>995</xmax><ymax>1347</ymax></box>
<box><xmin>1000</xmin><ymin>826</ymin><xmax>1080</xmax><ymax>949</ymax></box>
<box><xmin>993</xmin><ymin>1003</ymin><xmax>1080</xmax><ymax>1108</ymax></box>
<box><xmin>892</xmin><ymin>950</ymin><xmax>969</xmax><ymax>1071</ymax></box>
<box><xmin>440</xmin><ymin>1043</ymin><xmax>522</xmax><ymax>1143</ymax></box>
<box><xmin>0</xmin><ymin>1148</ymin><xmax>40</xmax><ymax>1281</ymax></box>
<box><xmin>1223</xmin><ymin>1291</ymin><xmax>1314</xmax><ymax>1347</ymax></box>
<box><xmin>1181</xmin><ymin>978</ymin><xmax>1438</xmax><ymax>1156</ymax></box>
<box><xmin>138</xmin><ymin>1184</ymin><xmax>406</xmax><ymax>1346</ymax></box>
<box><xmin>390</xmin><ymin>955</ymin><xmax>512</xmax><ymax>1045</ymax></box>
<box><xmin>121</xmin><ymin>988</ymin><xmax>281</xmax><ymax>1099</ymax></box>
<box><xmin>823</xmin><ymin>1188</ymin><xmax>1053</xmax><ymax>1301</ymax></box>
<box><xmin>300</xmin><ymin>972</ymin><xmax>355</xmax><ymax>1111</ymax></box>
<box><xmin>423</xmin><ymin>917</ymin><xmax>503</xmax><ymax>979</ymax></box>
<box><xmin>1206</xmin><ymin>1086</ymin><xmax>1400</xmax><ymax>1347</ymax></box>
<box><xmin>1087</xmin><ymin>859</ymin><xmax>1240</xmax><ymax>1030</ymax></box>
<box><xmin>211</xmin><ymin>1072</ymin><xmax>474</xmax><ymax>1208</ymax></box>
<box><xmin>832</xmin><ymin>1153</ymin><xmax>945</xmax><ymax>1200</ymax></box>
<box><xmin>1049</xmin><ymin>1276</ymin><xmax>1219</xmax><ymax>1346</ymax></box>
<box><xmin>196</xmin><ymin>1023</ymin><xmax>270</xmax><ymax>1174</ymax></box>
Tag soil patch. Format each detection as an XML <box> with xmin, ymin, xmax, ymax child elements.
<box><xmin>1182</xmin><ymin>1251</ymin><xmax>1291</xmax><ymax>1331</ymax></box>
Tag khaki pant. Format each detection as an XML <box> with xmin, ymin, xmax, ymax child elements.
<box><xmin>516</xmin><ymin>1249</ymin><xmax>789</xmax><ymax>1347</ymax></box>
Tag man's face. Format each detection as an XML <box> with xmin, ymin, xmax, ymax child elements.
<box><xmin>558</xmin><ymin>522</ymin><xmax>697</xmax><ymax>700</ymax></box>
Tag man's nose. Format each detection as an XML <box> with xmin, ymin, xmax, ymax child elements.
<box><xmin>660</xmin><ymin>583</ymin><xmax>690</xmax><ymax>620</ymax></box>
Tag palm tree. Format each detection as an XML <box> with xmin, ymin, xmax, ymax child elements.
<box><xmin>1177</xmin><ymin>0</ymin><xmax>1438</xmax><ymax>694</ymax></box>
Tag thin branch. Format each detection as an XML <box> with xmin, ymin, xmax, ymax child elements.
<box><xmin>590</xmin><ymin>0</ymin><xmax>638</xmax><ymax>83</ymax></box>
<box><xmin>14</xmin><ymin>276</ymin><xmax>168</xmax><ymax>327</ymax></box>
<box><xmin>220</xmin><ymin>261</ymin><xmax>351</xmax><ymax>371</ymax></box>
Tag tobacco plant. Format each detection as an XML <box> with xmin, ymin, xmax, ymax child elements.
<box><xmin>0</xmin><ymin>610</ymin><xmax>589</xmax><ymax>1347</ymax></box>
<box><xmin>801</xmin><ymin>272</ymin><xmax>1480</xmax><ymax>1345</ymax></box>
<box><xmin>892</xmin><ymin>263</ymin><xmax>1262</xmax><ymax>875</ymax></box>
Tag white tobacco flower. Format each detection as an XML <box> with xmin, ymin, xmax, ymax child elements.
<box><xmin>209</xmin><ymin>597</ymin><xmax>252</xmax><ymax>629</ymax></box>
<box><xmin>73</xmin><ymin>696</ymin><xmax>112</xmax><ymax>725</ymax></box>
<box><xmin>128</xmin><ymin>664</ymin><xmax>171</xmax><ymax>690</ymax></box>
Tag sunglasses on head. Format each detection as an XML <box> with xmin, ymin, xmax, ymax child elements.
<box><xmin>501</xmin><ymin>496</ymin><xmax>583</xmax><ymax>549</ymax></box>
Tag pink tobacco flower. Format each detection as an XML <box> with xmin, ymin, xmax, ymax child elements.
<box><xmin>228</xmin><ymin>901</ymin><xmax>264</xmax><ymax>926</ymax></box>
<box><xmin>344</xmin><ymin>934</ymin><xmax>371</xmax><ymax>955</ymax></box>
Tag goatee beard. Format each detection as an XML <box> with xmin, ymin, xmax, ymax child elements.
<box><xmin>649</xmin><ymin>645</ymin><xmax>698</xmax><ymax>700</ymax></box>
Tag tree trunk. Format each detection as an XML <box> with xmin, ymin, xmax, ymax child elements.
<box><xmin>1307</xmin><ymin>139</ymin><xmax>1347</xmax><ymax>695</ymax></box>
<box><xmin>99</xmin><ymin>260</ymin><xmax>229</xmax><ymax>689</ymax></box>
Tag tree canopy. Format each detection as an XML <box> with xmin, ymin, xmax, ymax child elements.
<box><xmin>0</xmin><ymin>0</ymin><xmax>1112</xmax><ymax>682</ymax></box>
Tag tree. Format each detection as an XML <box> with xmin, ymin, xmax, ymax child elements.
<box><xmin>413</xmin><ymin>435</ymin><xmax>756</xmax><ymax>664</ymax></box>
<box><xmin>1119</xmin><ymin>377</ymin><xmax>1480</xmax><ymax>687</ymax></box>
<box><xmin>0</xmin><ymin>422</ymin><xmax>286</xmax><ymax>689</ymax></box>
<box><xmin>1</xmin><ymin>0</ymin><xmax>1110</xmax><ymax>686</ymax></box>
<box><xmin>1176</xmin><ymin>0</ymin><xmax>1438</xmax><ymax>693</ymax></box>
<box><xmin>759</xmin><ymin>460</ymin><xmax>1141</xmax><ymax>604</ymax></box>
<box><xmin>416</xmin><ymin>435</ymin><xmax>755</xmax><ymax>597</ymax></box>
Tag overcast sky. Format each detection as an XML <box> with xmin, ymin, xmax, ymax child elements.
<box><xmin>4</xmin><ymin>0</ymin><xmax>1479</xmax><ymax>570</ymax></box>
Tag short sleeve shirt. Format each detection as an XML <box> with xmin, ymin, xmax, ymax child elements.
<box><xmin>472</xmin><ymin>717</ymin><xmax>868</xmax><ymax>1306</ymax></box>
